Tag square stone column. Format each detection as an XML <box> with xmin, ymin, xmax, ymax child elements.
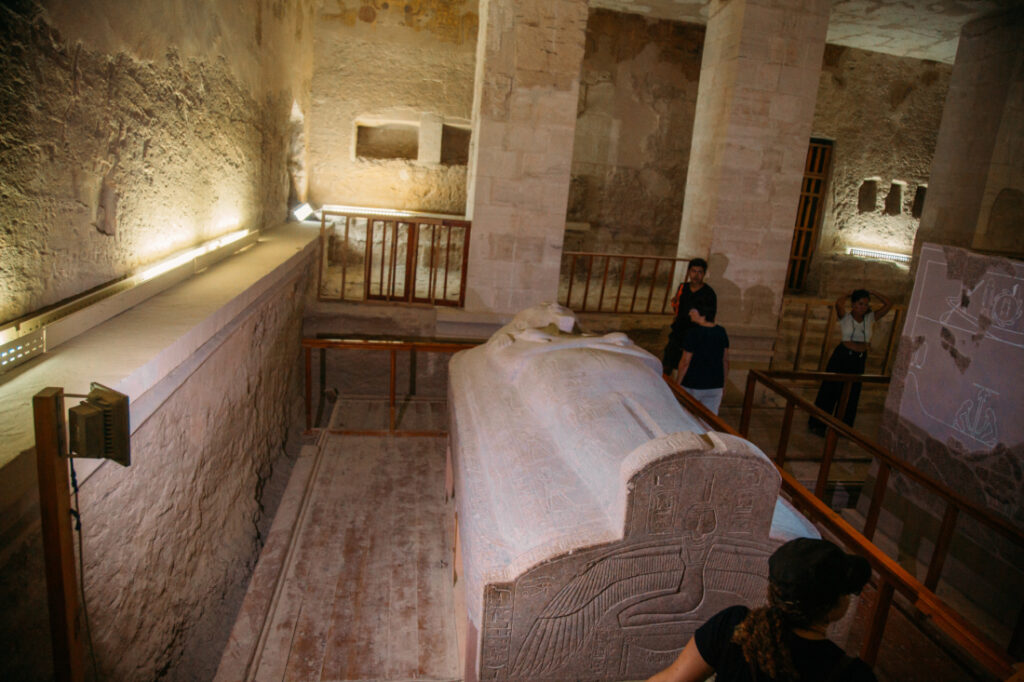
<box><xmin>464</xmin><ymin>0</ymin><xmax>588</xmax><ymax>314</ymax></box>
<box><xmin>914</xmin><ymin>8</ymin><xmax>1024</xmax><ymax>258</ymax></box>
<box><xmin>677</xmin><ymin>0</ymin><xmax>830</xmax><ymax>328</ymax></box>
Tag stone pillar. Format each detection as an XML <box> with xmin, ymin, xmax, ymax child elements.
<box><xmin>913</xmin><ymin>8</ymin><xmax>1024</xmax><ymax>258</ymax></box>
<box><xmin>464</xmin><ymin>0</ymin><xmax>588</xmax><ymax>314</ymax></box>
<box><xmin>677</xmin><ymin>0</ymin><xmax>830</xmax><ymax>328</ymax></box>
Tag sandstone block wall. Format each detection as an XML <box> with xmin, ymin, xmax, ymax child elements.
<box><xmin>0</xmin><ymin>261</ymin><xmax>313</xmax><ymax>682</ymax></box>
<box><xmin>464</xmin><ymin>0</ymin><xmax>588</xmax><ymax>314</ymax></box>
<box><xmin>0</xmin><ymin>0</ymin><xmax>315</xmax><ymax>325</ymax></box>
<box><xmin>307</xmin><ymin>0</ymin><xmax>477</xmax><ymax>213</ymax></box>
<box><xmin>566</xmin><ymin>11</ymin><xmax>703</xmax><ymax>256</ymax></box>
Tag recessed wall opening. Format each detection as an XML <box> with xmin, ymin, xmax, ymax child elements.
<box><xmin>912</xmin><ymin>185</ymin><xmax>927</xmax><ymax>218</ymax></box>
<box><xmin>440</xmin><ymin>124</ymin><xmax>471</xmax><ymax>165</ymax></box>
<box><xmin>858</xmin><ymin>179</ymin><xmax>878</xmax><ymax>213</ymax></box>
<box><xmin>356</xmin><ymin>122</ymin><xmax>419</xmax><ymax>160</ymax></box>
<box><xmin>884</xmin><ymin>181</ymin><xmax>905</xmax><ymax>215</ymax></box>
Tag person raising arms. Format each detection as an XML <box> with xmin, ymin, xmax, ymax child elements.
<box><xmin>809</xmin><ymin>289</ymin><xmax>892</xmax><ymax>436</ymax></box>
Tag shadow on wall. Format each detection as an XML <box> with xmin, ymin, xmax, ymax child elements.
<box><xmin>708</xmin><ymin>253</ymin><xmax>779</xmax><ymax>329</ymax></box>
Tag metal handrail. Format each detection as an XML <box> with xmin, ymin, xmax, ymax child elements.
<box><xmin>720</xmin><ymin>370</ymin><xmax>1021</xmax><ymax>678</ymax></box>
<box><xmin>781</xmin><ymin>296</ymin><xmax>907</xmax><ymax>375</ymax></box>
<box><xmin>318</xmin><ymin>210</ymin><xmax>471</xmax><ymax>307</ymax></box>
<box><xmin>301</xmin><ymin>336</ymin><xmax>479</xmax><ymax>435</ymax></box>
<box><xmin>561</xmin><ymin>251</ymin><xmax>694</xmax><ymax>315</ymax></box>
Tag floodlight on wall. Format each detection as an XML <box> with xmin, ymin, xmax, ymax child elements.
<box><xmin>292</xmin><ymin>203</ymin><xmax>315</xmax><ymax>221</ymax></box>
<box><xmin>847</xmin><ymin>247</ymin><xmax>912</xmax><ymax>264</ymax></box>
<box><xmin>68</xmin><ymin>382</ymin><xmax>131</xmax><ymax>465</ymax></box>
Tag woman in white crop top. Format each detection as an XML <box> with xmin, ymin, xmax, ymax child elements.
<box><xmin>809</xmin><ymin>289</ymin><xmax>892</xmax><ymax>435</ymax></box>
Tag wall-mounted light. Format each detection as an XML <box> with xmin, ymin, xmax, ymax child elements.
<box><xmin>847</xmin><ymin>247</ymin><xmax>912</xmax><ymax>264</ymax></box>
<box><xmin>320</xmin><ymin>204</ymin><xmax>465</xmax><ymax>220</ymax></box>
<box><xmin>1</xmin><ymin>228</ymin><xmax>255</xmax><ymax>376</ymax></box>
<box><xmin>292</xmin><ymin>203</ymin><xmax>315</xmax><ymax>221</ymax></box>
<box><xmin>135</xmin><ymin>229</ymin><xmax>250</xmax><ymax>283</ymax></box>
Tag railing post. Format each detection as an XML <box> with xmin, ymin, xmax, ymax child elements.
<box><xmin>862</xmin><ymin>462</ymin><xmax>890</xmax><ymax>541</ymax></box>
<box><xmin>34</xmin><ymin>387</ymin><xmax>86</xmax><ymax>682</ymax></box>
<box><xmin>775</xmin><ymin>400</ymin><xmax>795</xmax><ymax>466</ymax></box>
<box><xmin>836</xmin><ymin>378</ymin><xmax>854</xmax><ymax>424</ymax></box>
<box><xmin>581</xmin><ymin>255</ymin><xmax>595</xmax><ymax>312</ymax></box>
<box><xmin>819</xmin><ymin>307</ymin><xmax>836</xmax><ymax>371</ymax></box>
<box><xmin>815</xmin><ymin>427</ymin><xmax>838</xmax><ymax>500</ymax></box>
<box><xmin>389</xmin><ymin>348</ymin><xmax>397</xmax><ymax>431</ymax></box>
<box><xmin>598</xmin><ymin>255</ymin><xmax>611</xmax><ymax>312</ymax></box>
<box><xmin>861</xmin><ymin>578</ymin><xmax>894</xmax><ymax>666</ymax></box>
<box><xmin>645</xmin><ymin>259</ymin><xmax>660</xmax><ymax>313</ymax></box>
<box><xmin>614</xmin><ymin>256</ymin><xmax>627</xmax><ymax>312</ymax></box>
<box><xmin>629</xmin><ymin>257</ymin><xmax>645</xmax><ymax>313</ymax></box>
<box><xmin>925</xmin><ymin>503</ymin><xmax>960</xmax><ymax>591</ymax></box>
<box><xmin>793</xmin><ymin>302</ymin><xmax>810</xmax><ymax>371</ymax></box>
<box><xmin>739</xmin><ymin>372</ymin><xmax>756</xmax><ymax>437</ymax></box>
<box><xmin>304</xmin><ymin>346</ymin><xmax>313</xmax><ymax>431</ymax></box>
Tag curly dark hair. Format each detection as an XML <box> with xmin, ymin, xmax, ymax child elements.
<box><xmin>731</xmin><ymin>584</ymin><xmax>837</xmax><ymax>680</ymax></box>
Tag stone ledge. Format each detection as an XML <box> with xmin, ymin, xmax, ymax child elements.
<box><xmin>0</xmin><ymin>223</ymin><xmax>319</xmax><ymax>530</ymax></box>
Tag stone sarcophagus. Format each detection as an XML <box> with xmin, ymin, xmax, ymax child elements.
<box><xmin>448</xmin><ymin>304</ymin><xmax>817</xmax><ymax>682</ymax></box>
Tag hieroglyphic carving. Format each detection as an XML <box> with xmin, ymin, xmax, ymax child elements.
<box><xmin>450</xmin><ymin>304</ymin><xmax>814</xmax><ymax>681</ymax></box>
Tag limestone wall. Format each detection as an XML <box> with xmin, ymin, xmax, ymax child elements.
<box><xmin>0</xmin><ymin>0</ymin><xmax>315</xmax><ymax>326</ymax></box>
<box><xmin>0</xmin><ymin>261</ymin><xmax>313</xmax><ymax>682</ymax></box>
<box><xmin>566</xmin><ymin>11</ymin><xmax>702</xmax><ymax>256</ymax></box>
<box><xmin>307</xmin><ymin>0</ymin><xmax>477</xmax><ymax>213</ymax></box>
<box><xmin>806</xmin><ymin>46</ymin><xmax>951</xmax><ymax>300</ymax></box>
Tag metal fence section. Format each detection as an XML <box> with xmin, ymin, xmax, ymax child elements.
<box><xmin>559</xmin><ymin>251</ymin><xmax>694</xmax><ymax>314</ymax></box>
<box><xmin>318</xmin><ymin>209</ymin><xmax>471</xmax><ymax>307</ymax></box>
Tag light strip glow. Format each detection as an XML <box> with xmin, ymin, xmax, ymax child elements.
<box><xmin>320</xmin><ymin>204</ymin><xmax>465</xmax><ymax>220</ymax></box>
<box><xmin>135</xmin><ymin>229</ymin><xmax>250</xmax><ymax>283</ymax></box>
<box><xmin>847</xmin><ymin>247</ymin><xmax>912</xmax><ymax>264</ymax></box>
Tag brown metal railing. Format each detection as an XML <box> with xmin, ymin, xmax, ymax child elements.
<box><xmin>317</xmin><ymin>209</ymin><xmax>471</xmax><ymax>307</ymax></box>
<box><xmin>302</xmin><ymin>336</ymin><xmax>478</xmax><ymax>436</ymax></box>
<box><xmin>560</xmin><ymin>251</ymin><xmax>694</xmax><ymax>314</ymax></box>
<box><xmin>712</xmin><ymin>369</ymin><xmax>1022</xmax><ymax>678</ymax></box>
<box><xmin>781</xmin><ymin>297</ymin><xmax>907</xmax><ymax>375</ymax></box>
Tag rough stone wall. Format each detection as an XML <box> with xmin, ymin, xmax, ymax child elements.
<box><xmin>0</xmin><ymin>0</ymin><xmax>315</xmax><ymax>325</ymax></box>
<box><xmin>307</xmin><ymin>0</ymin><xmax>477</xmax><ymax>213</ymax></box>
<box><xmin>0</xmin><ymin>262</ymin><xmax>313</xmax><ymax>682</ymax></box>
<box><xmin>566</xmin><ymin>11</ymin><xmax>702</xmax><ymax>256</ymax></box>
<box><xmin>806</xmin><ymin>46</ymin><xmax>951</xmax><ymax>301</ymax></box>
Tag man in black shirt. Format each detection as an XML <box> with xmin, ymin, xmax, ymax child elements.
<box><xmin>662</xmin><ymin>258</ymin><xmax>717</xmax><ymax>379</ymax></box>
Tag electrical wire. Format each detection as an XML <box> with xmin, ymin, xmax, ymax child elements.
<box><xmin>69</xmin><ymin>460</ymin><xmax>101</xmax><ymax>681</ymax></box>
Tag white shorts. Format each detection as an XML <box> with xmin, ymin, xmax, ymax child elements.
<box><xmin>684</xmin><ymin>387</ymin><xmax>723</xmax><ymax>415</ymax></box>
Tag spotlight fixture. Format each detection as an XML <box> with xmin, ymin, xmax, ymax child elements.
<box><xmin>292</xmin><ymin>203</ymin><xmax>315</xmax><ymax>221</ymax></box>
<box><xmin>847</xmin><ymin>247</ymin><xmax>912</xmax><ymax>264</ymax></box>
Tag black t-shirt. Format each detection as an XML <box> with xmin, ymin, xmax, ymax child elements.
<box><xmin>681</xmin><ymin>325</ymin><xmax>729</xmax><ymax>389</ymax></box>
<box><xmin>670</xmin><ymin>283</ymin><xmax>717</xmax><ymax>341</ymax></box>
<box><xmin>694</xmin><ymin>606</ymin><xmax>877</xmax><ymax>682</ymax></box>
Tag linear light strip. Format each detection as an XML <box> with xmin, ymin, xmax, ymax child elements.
<box><xmin>847</xmin><ymin>247</ymin><xmax>912</xmax><ymax>263</ymax></box>
<box><xmin>0</xmin><ymin>229</ymin><xmax>253</xmax><ymax>374</ymax></box>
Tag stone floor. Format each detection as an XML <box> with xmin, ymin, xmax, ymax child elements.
<box><xmin>215</xmin><ymin>409</ymin><xmax>460</xmax><ymax>681</ymax></box>
<box><xmin>218</xmin><ymin>343</ymin><xmax>1004</xmax><ymax>681</ymax></box>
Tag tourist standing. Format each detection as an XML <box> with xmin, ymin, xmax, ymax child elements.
<box><xmin>662</xmin><ymin>258</ymin><xmax>717</xmax><ymax>380</ymax></box>
<box><xmin>808</xmin><ymin>289</ymin><xmax>892</xmax><ymax>435</ymax></box>
<box><xmin>675</xmin><ymin>300</ymin><xmax>729</xmax><ymax>415</ymax></box>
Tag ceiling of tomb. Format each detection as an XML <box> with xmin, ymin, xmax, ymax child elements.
<box><xmin>588</xmin><ymin>0</ymin><xmax>1017</xmax><ymax>63</ymax></box>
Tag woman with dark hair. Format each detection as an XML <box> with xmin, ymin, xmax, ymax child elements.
<box><xmin>647</xmin><ymin>538</ymin><xmax>877</xmax><ymax>682</ymax></box>
<box><xmin>808</xmin><ymin>289</ymin><xmax>892</xmax><ymax>436</ymax></box>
